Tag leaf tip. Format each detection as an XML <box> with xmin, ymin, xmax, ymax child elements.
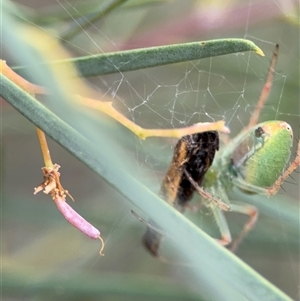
<box><xmin>255</xmin><ymin>47</ymin><xmax>265</xmax><ymax>57</ymax></box>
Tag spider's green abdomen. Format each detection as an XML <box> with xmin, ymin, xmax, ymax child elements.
<box><xmin>229</xmin><ymin>121</ymin><xmax>293</xmax><ymax>188</ymax></box>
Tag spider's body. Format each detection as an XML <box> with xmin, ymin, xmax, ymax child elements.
<box><xmin>209</xmin><ymin>120</ymin><xmax>294</xmax><ymax>193</ymax></box>
<box><xmin>199</xmin><ymin>120</ymin><xmax>295</xmax><ymax>250</ymax></box>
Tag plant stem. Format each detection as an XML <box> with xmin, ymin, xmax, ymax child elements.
<box><xmin>75</xmin><ymin>95</ymin><xmax>229</xmax><ymax>139</ymax></box>
<box><xmin>36</xmin><ymin>127</ymin><xmax>54</xmax><ymax>168</ymax></box>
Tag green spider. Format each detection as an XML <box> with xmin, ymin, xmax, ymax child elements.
<box><xmin>140</xmin><ymin>44</ymin><xmax>300</xmax><ymax>257</ymax></box>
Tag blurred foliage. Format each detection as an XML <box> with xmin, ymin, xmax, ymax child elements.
<box><xmin>1</xmin><ymin>0</ymin><xmax>299</xmax><ymax>300</ymax></box>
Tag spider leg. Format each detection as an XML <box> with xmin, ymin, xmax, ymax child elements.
<box><xmin>207</xmin><ymin>184</ymin><xmax>258</xmax><ymax>251</ymax></box>
<box><xmin>131</xmin><ymin>210</ymin><xmax>165</xmax><ymax>236</ymax></box>
<box><xmin>211</xmin><ymin>201</ymin><xmax>258</xmax><ymax>252</ymax></box>
<box><xmin>245</xmin><ymin>44</ymin><xmax>279</xmax><ymax>132</ymax></box>
<box><xmin>212</xmin><ymin>207</ymin><xmax>232</xmax><ymax>247</ymax></box>
<box><xmin>231</xmin><ymin>177</ymin><xmax>270</xmax><ymax>195</ymax></box>
<box><xmin>131</xmin><ymin>210</ymin><xmax>165</xmax><ymax>257</ymax></box>
<box><xmin>183</xmin><ymin>170</ymin><xmax>231</xmax><ymax>211</ymax></box>
<box><xmin>228</xmin><ymin>202</ymin><xmax>258</xmax><ymax>252</ymax></box>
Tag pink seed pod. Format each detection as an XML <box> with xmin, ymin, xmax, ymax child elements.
<box><xmin>54</xmin><ymin>196</ymin><xmax>105</xmax><ymax>256</ymax></box>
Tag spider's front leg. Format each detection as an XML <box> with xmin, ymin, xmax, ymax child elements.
<box><xmin>244</xmin><ymin>44</ymin><xmax>279</xmax><ymax>132</ymax></box>
<box><xmin>183</xmin><ymin>170</ymin><xmax>230</xmax><ymax>211</ymax></box>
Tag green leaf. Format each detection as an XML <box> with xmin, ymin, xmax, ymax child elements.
<box><xmin>14</xmin><ymin>39</ymin><xmax>264</xmax><ymax>77</ymax></box>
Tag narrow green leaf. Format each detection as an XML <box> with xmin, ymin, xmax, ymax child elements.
<box><xmin>14</xmin><ymin>39</ymin><xmax>264</xmax><ymax>77</ymax></box>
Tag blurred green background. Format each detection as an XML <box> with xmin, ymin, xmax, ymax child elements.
<box><xmin>1</xmin><ymin>0</ymin><xmax>299</xmax><ymax>300</ymax></box>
